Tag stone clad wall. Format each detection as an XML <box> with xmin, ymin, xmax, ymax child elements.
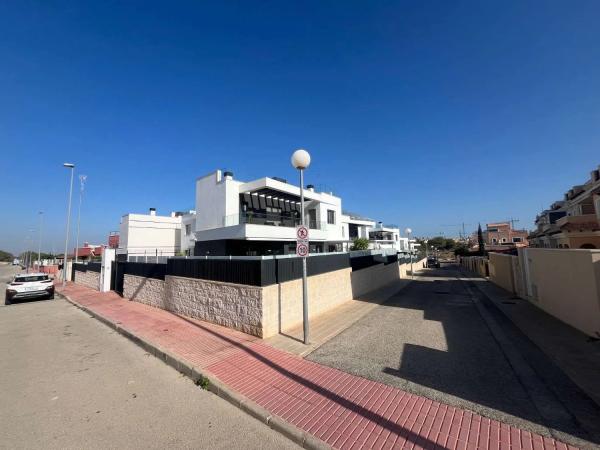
<box><xmin>119</xmin><ymin>258</ymin><xmax>426</xmax><ymax>339</ymax></box>
<box><xmin>124</xmin><ymin>274</ymin><xmax>166</xmax><ymax>309</ymax></box>
<box><xmin>164</xmin><ymin>275</ymin><xmax>264</xmax><ymax>337</ymax></box>
<box><xmin>262</xmin><ymin>268</ymin><xmax>353</xmax><ymax>338</ymax></box>
<box><xmin>74</xmin><ymin>270</ymin><xmax>99</xmax><ymax>290</ymax></box>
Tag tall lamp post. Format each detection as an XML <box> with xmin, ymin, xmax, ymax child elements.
<box><xmin>63</xmin><ymin>163</ymin><xmax>75</xmax><ymax>287</ymax></box>
<box><xmin>405</xmin><ymin>227</ymin><xmax>413</xmax><ymax>279</ymax></box>
<box><xmin>291</xmin><ymin>148</ymin><xmax>311</xmax><ymax>345</ymax></box>
<box><xmin>37</xmin><ymin>211</ymin><xmax>44</xmax><ymax>269</ymax></box>
<box><xmin>75</xmin><ymin>175</ymin><xmax>87</xmax><ymax>263</ymax></box>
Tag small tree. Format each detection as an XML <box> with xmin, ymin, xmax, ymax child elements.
<box><xmin>350</xmin><ymin>238</ymin><xmax>369</xmax><ymax>251</ymax></box>
<box><xmin>477</xmin><ymin>223</ymin><xmax>486</xmax><ymax>255</ymax></box>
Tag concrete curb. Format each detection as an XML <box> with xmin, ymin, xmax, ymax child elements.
<box><xmin>58</xmin><ymin>291</ymin><xmax>332</xmax><ymax>450</ymax></box>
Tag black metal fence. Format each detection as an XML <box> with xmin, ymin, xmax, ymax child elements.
<box><xmin>110</xmin><ymin>252</ymin><xmax>412</xmax><ymax>294</ymax></box>
<box><xmin>350</xmin><ymin>254</ymin><xmax>391</xmax><ymax>271</ymax></box>
<box><xmin>166</xmin><ymin>253</ymin><xmax>351</xmax><ymax>286</ymax></box>
<box><xmin>72</xmin><ymin>262</ymin><xmax>101</xmax><ymax>282</ymax></box>
<box><xmin>122</xmin><ymin>261</ymin><xmax>167</xmax><ymax>280</ymax></box>
<box><xmin>73</xmin><ymin>262</ymin><xmax>101</xmax><ymax>272</ymax></box>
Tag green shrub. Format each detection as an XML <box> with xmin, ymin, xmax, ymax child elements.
<box><xmin>350</xmin><ymin>238</ymin><xmax>370</xmax><ymax>251</ymax></box>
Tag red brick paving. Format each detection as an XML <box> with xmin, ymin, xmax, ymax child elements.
<box><xmin>58</xmin><ymin>283</ymin><xmax>575</xmax><ymax>450</ymax></box>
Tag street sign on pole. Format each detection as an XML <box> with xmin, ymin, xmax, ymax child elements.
<box><xmin>296</xmin><ymin>225</ymin><xmax>309</xmax><ymax>257</ymax></box>
<box><xmin>296</xmin><ymin>225</ymin><xmax>309</xmax><ymax>241</ymax></box>
<box><xmin>296</xmin><ymin>242</ymin><xmax>309</xmax><ymax>257</ymax></box>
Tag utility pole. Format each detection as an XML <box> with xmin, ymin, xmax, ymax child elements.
<box><xmin>37</xmin><ymin>211</ymin><xmax>44</xmax><ymax>269</ymax></box>
<box><xmin>75</xmin><ymin>175</ymin><xmax>87</xmax><ymax>263</ymax></box>
<box><xmin>63</xmin><ymin>163</ymin><xmax>75</xmax><ymax>286</ymax></box>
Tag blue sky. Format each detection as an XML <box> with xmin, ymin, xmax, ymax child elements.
<box><xmin>1</xmin><ymin>1</ymin><xmax>599</xmax><ymax>254</ymax></box>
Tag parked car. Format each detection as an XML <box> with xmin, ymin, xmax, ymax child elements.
<box><xmin>12</xmin><ymin>258</ymin><xmax>20</xmax><ymax>266</ymax></box>
<box><xmin>5</xmin><ymin>273</ymin><xmax>54</xmax><ymax>305</ymax></box>
<box><xmin>427</xmin><ymin>257</ymin><xmax>440</xmax><ymax>268</ymax></box>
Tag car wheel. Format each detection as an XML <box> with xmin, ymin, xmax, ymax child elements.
<box><xmin>48</xmin><ymin>293</ymin><xmax>55</xmax><ymax>300</ymax></box>
<box><xmin>4</xmin><ymin>295</ymin><xmax>11</xmax><ymax>306</ymax></box>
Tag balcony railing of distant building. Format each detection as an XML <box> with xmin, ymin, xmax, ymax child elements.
<box><xmin>223</xmin><ymin>212</ymin><xmax>327</xmax><ymax>230</ymax></box>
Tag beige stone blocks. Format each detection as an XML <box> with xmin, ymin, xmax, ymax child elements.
<box><xmin>74</xmin><ymin>270</ymin><xmax>100</xmax><ymax>290</ymax></box>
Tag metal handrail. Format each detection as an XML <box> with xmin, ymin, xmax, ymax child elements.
<box><xmin>223</xmin><ymin>212</ymin><xmax>327</xmax><ymax>230</ymax></box>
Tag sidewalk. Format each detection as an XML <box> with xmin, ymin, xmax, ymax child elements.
<box><xmin>57</xmin><ymin>283</ymin><xmax>576</xmax><ymax>450</ymax></box>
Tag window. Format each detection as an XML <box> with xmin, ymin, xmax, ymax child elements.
<box><xmin>492</xmin><ymin>238</ymin><xmax>497</xmax><ymax>244</ymax></box>
<box><xmin>512</xmin><ymin>237</ymin><xmax>522</xmax><ymax>243</ymax></box>
<box><xmin>327</xmin><ymin>210</ymin><xmax>335</xmax><ymax>225</ymax></box>
<box><xmin>501</xmin><ymin>238</ymin><xmax>507</xmax><ymax>243</ymax></box>
<box><xmin>185</xmin><ymin>224</ymin><xmax>191</xmax><ymax>236</ymax></box>
<box><xmin>15</xmin><ymin>275</ymin><xmax>48</xmax><ymax>282</ymax></box>
<box><xmin>308</xmin><ymin>209</ymin><xmax>317</xmax><ymax>228</ymax></box>
<box><xmin>488</xmin><ymin>228</ymin><xmax>499</xmax><ymax>233</ymax></box>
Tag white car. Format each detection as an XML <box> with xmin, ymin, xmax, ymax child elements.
<box><xmin>5</xmin><ymin>273</ymin><xmax>55</xmax><ymax>305</ymax></box>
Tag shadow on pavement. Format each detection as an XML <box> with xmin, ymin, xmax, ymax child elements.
<box><xmin>378</xmin><ymin>265</ymin><xmax>599</xmax><ymax>446</ymax></box>
<box><xmin>177</xmin><ymin>314</ymin><xmax>439</xmax><ymax>449</ymax></box>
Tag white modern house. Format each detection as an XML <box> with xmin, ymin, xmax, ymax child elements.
<box><xmin>194</xmin><ymin>170</ymin><xmax>344</xmax><ymax>255</ymax></box>
<box><xmin>118</xmin><ymin>208</ymin><xmax>196</xmax><ymax>257</ymax></box>
<box><xmin>116</xmin><ymin>169</ymin><xmax>416</xmax><ymax>258</ymax></box>
<box><xmin>192</xmin><ymin>170</ymin><xmax>416</xmax><ymax>256</ymax></box>
<box><xmin>340</xmin><ymin>214</ymin><xmax>412</xmax><ymax>253</ymax></box>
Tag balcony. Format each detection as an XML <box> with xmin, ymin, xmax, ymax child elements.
<box><xmin>556</xmin><ymin>214</ymin><xmax>600</xmax><ymax>232</ymax></box>
<box><xmin>224</xmin><ymin>212</ymin><xmax>326</xmax><ymax>230</ymax></box>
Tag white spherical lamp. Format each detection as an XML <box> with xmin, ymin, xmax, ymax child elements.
<box><xmin>291</xmin><ymin>149</ymin><xmax>311</xmax><ymax>170</ymax></box>
<box><xmin>405</xmin><ymin>227</ymin><xmax>412</xmax><ymax>235</ymax></box>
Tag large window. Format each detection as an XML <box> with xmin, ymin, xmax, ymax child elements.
<box><xmin>513</xmin><ymin>237</ymin><xmax>522</xmax><ymax>243</ymax></box>
<box><xmin>308</xmin><ymin>209</ymin><xmax>317</xmax><ymax>228</ymax></box>
<box><xmin>185</xmin><ymin>224</ymin><xmax>191</xmax><ymax>236</ymax></box>
<box><xmin>327</xmin><ymin>209</ymin><xmax>336</xmax><ymax>225</ymax></box>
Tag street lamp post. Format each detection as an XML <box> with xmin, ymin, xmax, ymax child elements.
<box><xmin>405</xmin><ymin>228</ymin><xmax>413</xmax><ymax>279</ymax></box>
<box><xmin>63</xmin><ymin>163</ymin><xmax>75</xmax><ymax>287</ymax></box>
<box><xmin>291</xmin><ymin>149</ymin><xmax>311</xmax><ymax>345</ymax></box>
<box><xmin>75</xmin><ymin>175</ymin><xmax>87</xmax><ymax>263</ymax></box>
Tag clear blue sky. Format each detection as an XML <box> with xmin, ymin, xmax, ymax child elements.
<box><xmin>2</xmin><ymin>1</ymin><xmax>599</xmax><ymax>254</ymax></box>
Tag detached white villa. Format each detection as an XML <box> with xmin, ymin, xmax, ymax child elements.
<box><xmin>117</xmin><ymin>169</ymin><xmax>416</xmax><ymax>258</ymax></box>
<box><xmin>193</xmin><ymin>170</ymin><xmax>413</xmax><ymax>256</ymax></box>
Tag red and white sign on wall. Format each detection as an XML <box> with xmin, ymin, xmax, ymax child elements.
<box><xmin>296</xmin><ymin>225</ymin><xmax>309</xmax><ymax>257</ymax></box>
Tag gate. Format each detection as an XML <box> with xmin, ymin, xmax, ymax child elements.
<box><xmin>110</xmin><ymin>260</ymin><xmax>125</xmax><ymax>296</ymax></box>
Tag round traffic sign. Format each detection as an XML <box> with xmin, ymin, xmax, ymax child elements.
<box><xmin>296</xmin><ymin>242</ymin><xmax>309</xmax><ymax>257</ymax></box>
<box><xmin>296</xmin><ymin>225</ymin><xmax>309</xmax><ymax>240</ymax></box>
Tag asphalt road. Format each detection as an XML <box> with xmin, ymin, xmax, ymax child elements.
<box><xmin>0</xmin><ymin>295</ymin><xmax>298</xmax><ymax>450</ymax></box>
<box><xmin>307</xmin><ymin>264</ymin><xmax>596</xmax><ymax>448</ymax></box>
<box><xmin>0</xmin><ymin>263</ymin><xmax>21</xmax><ymax>304</ymax></box>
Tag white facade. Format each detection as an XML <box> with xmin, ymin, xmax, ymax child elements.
<box><xmin>192</xmin><ymin>170</ymin><xmax>417</xmax><ymax>256</ymax></box>
<box><xmin>194</xmin><ymin>171</ymin><xmax>343</xmax><ymax>252</ymax></box>
<box><xmin>179</xmin><ymin>211</ymin><xmax>197</xmax><ymax>255</ymax></box>
<box><xmin>118</xmin><ymin>209</ymin><xmax>182</xmax><ymax>257</ymax></box>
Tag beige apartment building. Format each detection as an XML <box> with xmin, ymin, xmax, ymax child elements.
<box><xmin>485</xmin><ymin>222</ymin><xmax>529</xmax><ymax>247</ymax></box>
<box><xmin>529</xmin><ymin>164</ymin><xmax>600</xmax><ymax>249</ymax></box>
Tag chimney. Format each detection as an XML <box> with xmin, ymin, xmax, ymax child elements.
<box><xmin>306</xmin><ymin>184</ymin><xmax>315</xmax><ymax>192</ymax></box>
<box><xmin>223</xmin><ymin>171</ymin><xmax>234</xmax><ymax>180</ymax></box>
<box><xmin>591</xmin><ymin>169</ymin><xmax>600</xmax><ymax>182</ymax></box>
<box><xmin>170</xmin><ymin>211</ymin><xmax>176</xmax><ymax>218</ymax></box>
<box><xmin>149</xmin><ymin>208</ymin><xmax>156</xmax><ymax>216</ymax></box>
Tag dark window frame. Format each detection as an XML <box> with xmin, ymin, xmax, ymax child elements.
<box><xmin>327</xmin><ymin>209</ymin><xmax>336</xmax><ymax>225</ymax></box>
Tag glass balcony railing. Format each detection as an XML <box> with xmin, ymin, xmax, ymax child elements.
<box><xmin>223</xmin><ymin>212</ymin><xmax>327</xmax><ymax>230</ymax></box>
